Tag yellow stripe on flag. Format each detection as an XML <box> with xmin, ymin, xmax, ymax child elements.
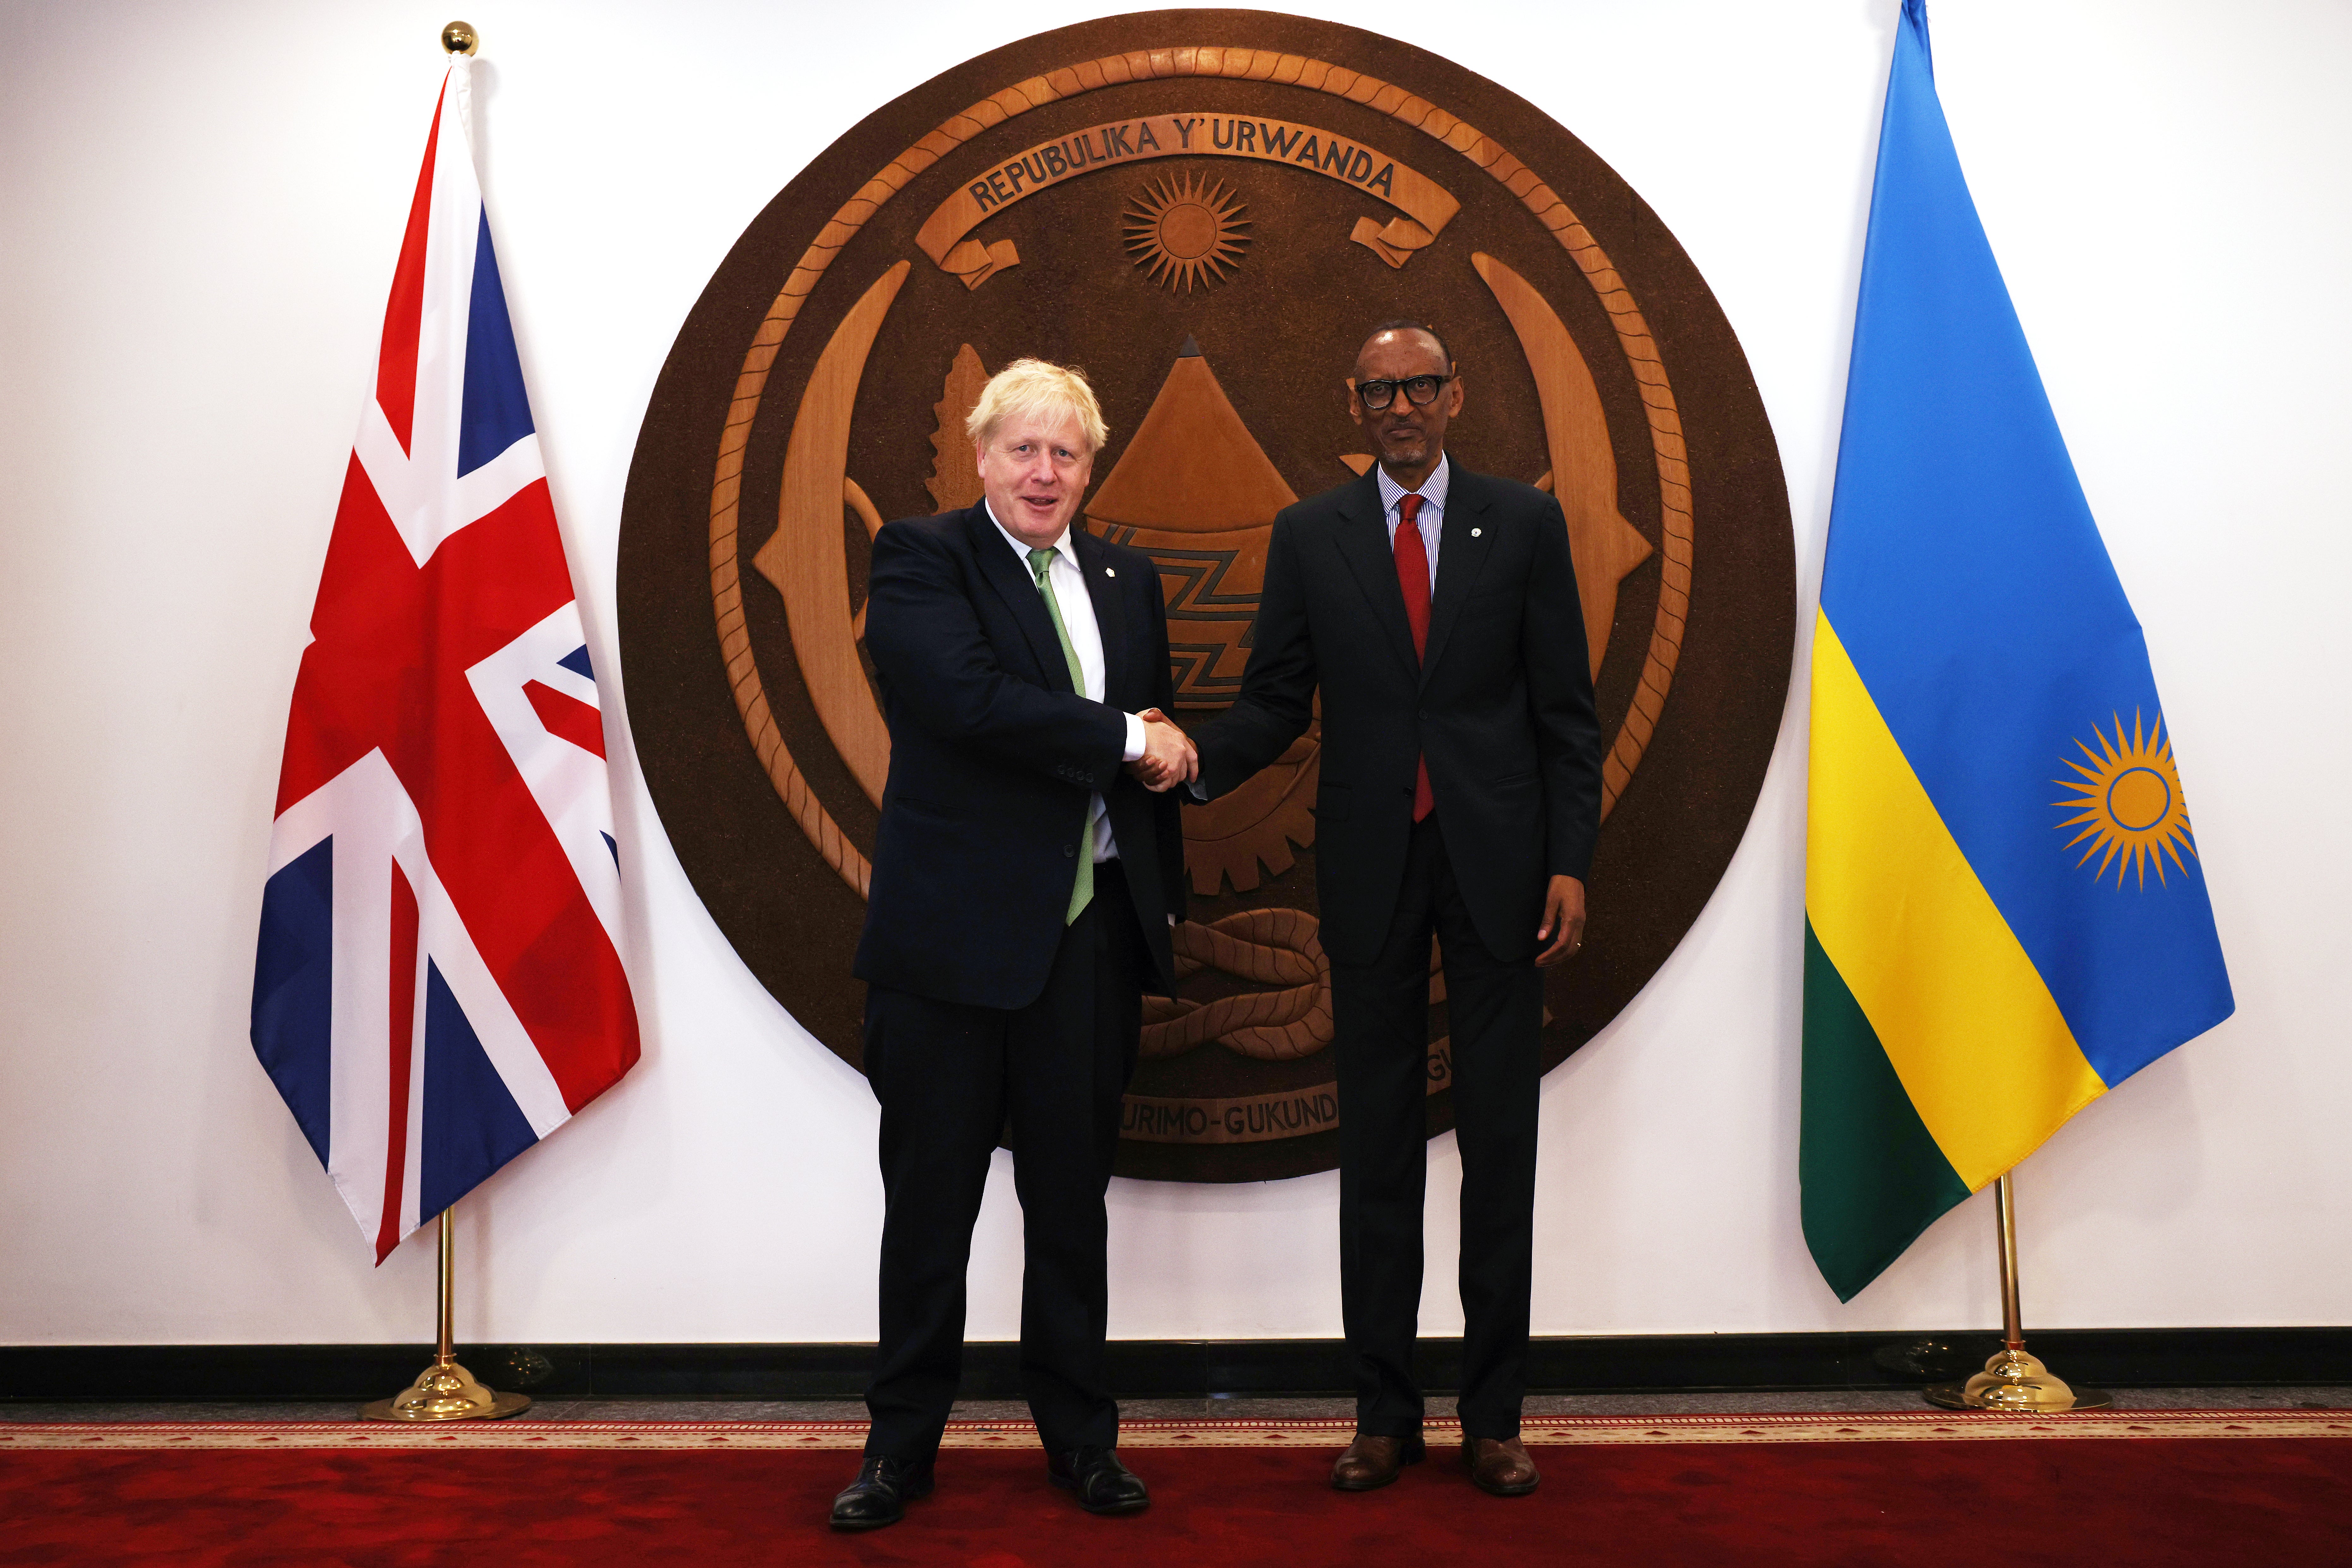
<box><xmin>1807</xmin><ymin>613</ymin><xmax>2106</xmax><ymax>1188</ymax></box>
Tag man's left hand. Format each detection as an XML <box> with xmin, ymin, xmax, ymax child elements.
<box><xmin>1535</xmin><ymin>875</ymin><xmax>1586</xmax><ymax>967</ymax></box>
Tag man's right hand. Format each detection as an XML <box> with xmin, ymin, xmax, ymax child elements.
<box><xmin>1127</xmin><ymin>708</ymin><xmax>1197</xmax><ymax>792</ymax></box>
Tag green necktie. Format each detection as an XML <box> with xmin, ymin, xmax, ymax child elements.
<box><xmin>1028</xmin><ymin>546</ymin><xmax>1095</xmax><ymax>924</ymax></box>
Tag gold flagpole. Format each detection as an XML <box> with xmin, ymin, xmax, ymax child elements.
<box><xmin>1925</xmin><ymin>1172</ymin><xmax>2111</xmax><ymax>1411</ymax></box>
<box><xmin>362</xmin><ymin>1206</ymin><xmax>531</xmax><ymax>1421</ymax></box>
<box><xmin>357</xmin><ymin>15</ymin><xmax>524</xmax><ymax>1429</ymax></box>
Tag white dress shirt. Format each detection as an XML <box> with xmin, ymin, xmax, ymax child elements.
<box><xmin>1375</xmin><ymin>453</ymin><xmax>1450</xmax><ymax>594</ymax></box>
<box><xmin>986</xmin><ymin>503</ymin><xmax>1146</xmax><ymax>863</ymax></box>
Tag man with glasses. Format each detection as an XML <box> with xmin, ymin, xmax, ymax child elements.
<box><xmin>1188</xmin><ymin>321</ymin><xmax>1603</xmax><ymax>1498</ymax></box>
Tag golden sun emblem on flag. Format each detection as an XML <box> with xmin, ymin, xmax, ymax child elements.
<box><xmin>2054</xmin><ymin>712</ymin><xmax>2198</xmax><ymax>888</ymax></box>
<box><xmin>1123</xmin><ymin>173</ymin><xmax>1249</xmax><ymax>291</ymax></box>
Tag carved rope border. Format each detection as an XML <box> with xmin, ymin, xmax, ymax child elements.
<box><xmin>706</xmin><ymin>45</ymin><xmax>1696</xmax><ymax>896</ymax></box>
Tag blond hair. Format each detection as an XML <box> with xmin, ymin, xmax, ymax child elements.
<box><xmin>966</xmin><ymin>358</ymin><xmax>1109</xmax><ymax>454</ymax></box>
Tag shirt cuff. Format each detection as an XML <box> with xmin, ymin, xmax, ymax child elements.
<box><xmin>1122</xmin><ymin>712</ymin><xmax>1146</xmax><ymax>763</ymax></box>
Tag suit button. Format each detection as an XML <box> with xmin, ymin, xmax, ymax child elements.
<box><xmin>1064</xmin><ymin>844</ymin><xmax>1077</xmax><ymax>858</ymax></box>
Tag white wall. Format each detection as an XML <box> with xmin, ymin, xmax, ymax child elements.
<box><xmin>3</xmin><ymin>0</ymin><xmax>2346</xmax><ymax>1347</ymax></box>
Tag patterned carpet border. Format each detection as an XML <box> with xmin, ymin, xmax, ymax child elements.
<box><xmin>3</xmin><ymin>1411</ymin><xmax>2346</xmax><ymax>1451</ymax></box>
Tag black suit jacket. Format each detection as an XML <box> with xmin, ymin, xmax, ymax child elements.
<box><xmin>854</xmin><ymin>504</ymin><xmax>1186</xmax><ymax>1010</ymax></box>
<box><xmin>1193</xmin><ymin>464</ymin><xmax>1603</xmax><ymax>967</ymax></box>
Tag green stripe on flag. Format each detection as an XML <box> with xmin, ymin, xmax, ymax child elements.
<box><xmin>1800</xmin><ymin>919</ymin><xmax>1972</xmax><ymax>1302</ymax></box>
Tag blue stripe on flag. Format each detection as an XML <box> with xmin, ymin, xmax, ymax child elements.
<box><xmin>252</xmin><ymin>838</ymin><xmax>335</xmax><ymax>1166</ymax></box>
<box><xmin>1818</xmin><ymin>0</ymin><xmax>2231</xmax><ymax>1086</ymax></box>
<box><xmin>457</xmin><ymin>211</ymin><xmax>535</xmax><ymax>478</ymax></box>
<box><xmin>558</xmin><ymin>644</ymin><xmax>595</xmax><ymax>681</ymax></box>
<box><xmin>419</xmin><ymin>960</ymin><xmax>539</xmax><ymax>1217</ymax></box>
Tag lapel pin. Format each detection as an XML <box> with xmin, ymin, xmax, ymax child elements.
<box><xmin>1106</xmin><ymin>567</ymin><xmax>1117</xmax><ymax>577</ymax></box>
<box><xmin>1471</xmin><ymin>527</ymin><xmax>1481</xmax><ymax>537</ymax></box>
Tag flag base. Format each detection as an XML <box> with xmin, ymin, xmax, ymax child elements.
<box><xmin>360</xmin><ymin>1356</ymin><xmax>531</xmax><ymax>1422</ymax></box>
<box><xmin>1925</xmin><ymin>1345</ymin><xmax>2111</xmax><ymax>1413</ymax></box>
<box><xmin>359</xmin><ymin>1210</ymin><xmax>528</xmax><ymax>1421</ymax></box>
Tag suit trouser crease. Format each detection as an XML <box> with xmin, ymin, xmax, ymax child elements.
<box><xmin>864</xmin><ymin>862</ymin><xmax>1143</xmax><ymax>1462</ymax></box>
<box><xmin>1330</xmin><ymin>816</ymin><xmax>1542</xmax><ymax>1441</ymax></box>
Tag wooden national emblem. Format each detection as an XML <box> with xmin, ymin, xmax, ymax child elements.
<box><xmin>619</xmin><ymin>11</ymin><xmax>1795</xmax><ymax>1181</ymax></box>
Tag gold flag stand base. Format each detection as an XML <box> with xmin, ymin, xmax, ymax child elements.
<box><xmin>1920</xmin><ymin>1172</ymin><xmax>2110</xmax><ymax>1413</ymax></box>
<box><xmin>360</xmin><ymin>1206</ymin><xmax>530</xmax><ymax>1423</ymax></box>
<box><xmin>1925</xmin><ymin>1343</ymin><xmax>2111</xmax><ymax>1412</ymax></box>
<box><xmin>361</xmin><ymin>1357</ymin><xmax>531</xmax><ymax>1422</ymax></box>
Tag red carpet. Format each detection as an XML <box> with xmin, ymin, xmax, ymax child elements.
<box><xmin>3</xmin><ymin>1413</ymin><xmax>2347</xmax><ymax>1566</ymax></box>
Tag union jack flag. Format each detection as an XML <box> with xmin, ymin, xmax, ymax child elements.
<box><xmin>251</xmin><ymin>61</ymin><xmax>639</xmax><ymax>1263</ymax></box>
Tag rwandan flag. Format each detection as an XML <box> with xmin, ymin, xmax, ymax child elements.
<box><xmin>1802</xmin><ymin>0</ymin><xmax>2233</xmax><ymax>1302</ymax></box>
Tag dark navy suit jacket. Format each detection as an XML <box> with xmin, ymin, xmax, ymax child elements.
<box><xmin>1193</xmin><ymin>465</ymin><xmax>1603</xmax><ymax>967</ymax></box>
<box><xmin>853</xmin><ymin>503</ymin><xmax>1185</xmax><ymax>1010</ymax></box>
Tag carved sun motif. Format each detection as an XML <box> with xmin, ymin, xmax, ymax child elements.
<box><xmin>1123</xmin><ymin>174</ymin><xmax>1250</xmax><ymax>291</ymax></box>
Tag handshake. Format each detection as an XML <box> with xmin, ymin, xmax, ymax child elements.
<box><xmin>1126</xmin><ymin>707</ymin><xmax>1199</xmax><ymax>793</ymax></box>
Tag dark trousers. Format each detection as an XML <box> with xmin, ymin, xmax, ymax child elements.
<box><xmin>1330</xmin><ymin>815</ymin><xmax>1544</xmax><ymax>1441</ymax></box>
<box><xmin>862</xmin><ymin>860</ymin><xmax>1146</xmax><ymax>1463</ymax></box>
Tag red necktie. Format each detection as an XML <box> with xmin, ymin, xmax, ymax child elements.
<box><xmin>1393</xmin><ymin>494</ymin><xmax>1435</xmax><ymax>823</ymax></box>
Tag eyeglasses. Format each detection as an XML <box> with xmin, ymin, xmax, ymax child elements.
<box><xmin>1354</xmin><ymin>374</ymin><xmax>1452</xmax><ymax>412</ymax></box>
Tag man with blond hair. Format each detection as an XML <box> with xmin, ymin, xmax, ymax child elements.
<box><xmin>830</xmin><ymin>359</ymin><xmax>1196</xmax><ymax>1531</ymax></box>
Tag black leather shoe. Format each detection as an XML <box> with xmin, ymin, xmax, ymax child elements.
<box><xmin>1047</xmin><ymin>1445</ymin><xmax>1151</xmax><ymax>1515</ymax></box>
<box><xmin>829</xmin><ymin>1454</ymin><xmax>934</xmax><ymax>1530</ymax></box>
<box><xmin>1331</xmin><ymin>1431</ymin><xmax>1426</xmax><ymax>1491</ymax></box>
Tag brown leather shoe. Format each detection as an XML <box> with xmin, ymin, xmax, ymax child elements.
<box><xmin>1463</xmin><ymin>1436</ymin><xmax>1540</xmax><ymax>1496</ymax></box>
<box><xmin>1330</xmin><ymin>1431</ymin><xmax>1426</xmax><ymax>1491</ymax></box>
